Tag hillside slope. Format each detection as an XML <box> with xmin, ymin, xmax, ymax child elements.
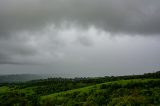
<box><xmin>1</xmin><ymin>72</ymin><xmax>160</xmax><ymax>106</ymax></box>
<box><xmin>41</xmin><ymin>79</ymin><xmax>160</xmax><ymax>106</ymax></box>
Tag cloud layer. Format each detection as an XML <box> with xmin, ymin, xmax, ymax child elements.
<box><xmin>1</xmin><ymin>0</ymin><xmax>160</xmax><ymax>35</ymax></box>
<box><xmin>0</xmin><ymin>0</ymin><xmax>160</xmax><ymax>76</ymax></box>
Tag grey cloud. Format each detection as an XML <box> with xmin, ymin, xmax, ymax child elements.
<box><xmin>0</xmin><ymin>27</ymin><xmax>69</xmax><ymax>64</ymax></box>
<box><xmin>76</xmin><ymin>36</ymin><xmax>93</xmax><ymax>46</ymax></box>
<box><xmin>0</xmin><ymin>0</ymin><xmax>160</xmax><ymax>36</ymax></box>
<box><xmin>0</xmin><ymin>0</ymin><xmax>160</xmax><ymax>76</ymax></box>
<box><xmin>0</xmin><ymin>53</ymin><xmax>12</xmax><ymax>63</ymax></box>
<box><xmin>0</xmin><ymin>37</ymin><xmax>36</xmax><ymax>64</ymax></box>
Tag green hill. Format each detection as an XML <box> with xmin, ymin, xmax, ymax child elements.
<box><xmin>41</xmin><ymin>79</ymin><xmax>160</xmax><ymax>106</ymax></box>
<box><xmin>1</xmin><ymin>71</ymin><xmax>160</xmax><ymax>106</ymax></box>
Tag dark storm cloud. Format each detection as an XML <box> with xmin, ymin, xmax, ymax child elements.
<box><xmin>0</xmin><ymin>0</ymin><xmax>160</xmax><ymax>36</ymax></box>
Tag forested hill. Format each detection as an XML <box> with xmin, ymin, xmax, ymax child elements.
<box><xmin>0</xmin><ymin>71</ymin><xmax>160</xmax><ymax>83</ymax></box>
<box><xmin>0</xmin><ymin>74</ymin><xmax>45</xmax><ymax>83</ymax></box>
<box><xmin>0</xmin><ymin>71</ymin><xmax>160</xmax><ymax>106</ymax></box>
<box><xmin>0</xmin><ymin>73</ymin><xmax>64</xmax><ymax>83</ymax></box>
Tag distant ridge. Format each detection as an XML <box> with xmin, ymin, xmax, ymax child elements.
<box><xmin>0</xmin><ymin>74</ymin><xmax>64</xmax><ymax>83</ymax></box>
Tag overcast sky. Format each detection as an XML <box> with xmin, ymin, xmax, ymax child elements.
<box><xmin>0</xmin><ymin>0</ymin><xmax>160</xmax><ymax>77</ymax></box>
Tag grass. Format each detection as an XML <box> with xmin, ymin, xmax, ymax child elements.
<box><xmin>41</xmin><ymin>78</ymin><xmax>160</xmax><ymax>100</ymax></box>
<box><xmin>0</xmin><ymin>86</ymin><xmax>35</xmax><ymax>95</ymax></box>
<box><xmin>1</xmin><ymin>78</ymin><xmax>160</xmax><ymax>102</ymax></box>
<box><xmin>0</xmin><ymin>86</ymin><xmax>10</xmax><ymax>94</ymax></box>
<box><xmin>20</xmin><ymin>87</ymin><xmax>35</xmax><ymax>95</ymax></box>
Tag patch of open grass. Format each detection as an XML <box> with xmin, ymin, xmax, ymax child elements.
<box><xmin>0</xmin><ymin>86</ymin><xmax>10</xmax><ymax>94</ymax></box>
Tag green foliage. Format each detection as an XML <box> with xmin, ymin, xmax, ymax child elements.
<box><xmin>0</xmin><ymin>86</ymin><xmax>10</xmax><ymax>94</ymax></box>
<box><xmin>108</xmin><ymin>95</ymin><xmax>147</xmax><ymax>106</ymax></box>
<box><xmin>0</xmin><ymin>89</ymin><xmax>40</xmax><ymax>106</ymax></box>
<box><xmin>1</xmin><ymin>71</ymin><xmax>160</xmax><ymax>106</ymax></box>
<box><xmin>41</xmin><ymin>79</ymin><xmax>160</xmax><ymax>106</ymax></box>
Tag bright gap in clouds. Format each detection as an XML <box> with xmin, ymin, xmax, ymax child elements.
<box><xmin>0</xmin><ymin>24</ymin><xmax>160</xmax><ymax>77</ymax></box>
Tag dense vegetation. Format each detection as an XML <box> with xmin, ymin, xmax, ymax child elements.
<box><xmin>41</xmin><ymin>79</ymin><xmax>160</xmax><ymax>106</ymax></box>
<box><xmin>0</xmin><ymin>71</ymin><xmax>160</xmax><ymax>106</ymax></box>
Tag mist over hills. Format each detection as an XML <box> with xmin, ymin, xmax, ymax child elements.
<box><xmin>1</xmin><ymin>71</ymin><xmax>160</xmax><ymax>83</ymax></box>
<box><xmin>0</xmin><ymin>73</ymin><xmax>70</xmax><ymax>83</ymax></box>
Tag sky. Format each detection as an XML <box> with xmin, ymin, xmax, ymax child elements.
<box><xmin>0</xmin><ymin>0</ymin><xmax>160</xmax><ymax>77</ymax></box>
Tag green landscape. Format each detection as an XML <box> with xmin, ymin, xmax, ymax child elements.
<box><xmin>1</xmin><ymin>0</ymin><xmax>160</xmax><ymax>106</ymax></box>
<box><xmin>0</xmin><ymin>71</ymin><xmax>160</xmax><ymax>106</ymax></box>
